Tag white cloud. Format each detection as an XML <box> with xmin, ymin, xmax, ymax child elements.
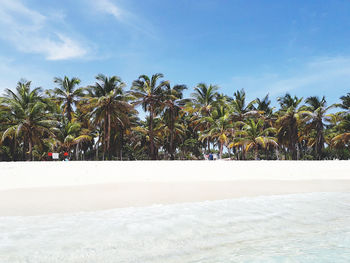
<box><xmin>0</xmin><ymin>0</ymin><xmax>88</xmax><ymax>60</ymax></box>
<box><xmin>95</xmin><ymin>0</ymin><xmax>124</xmax><ymax>21</ymax></box>
<box><xmin>11</xmin><ymin>33</ymin><xmax>87</xmax><ymax>61</ymax></box>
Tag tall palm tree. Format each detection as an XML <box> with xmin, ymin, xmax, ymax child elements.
<box><xmin>303</xmin><ymin>96</ymin><xmax>334</xmax><ymax>159</ymax></box>
<box><xmin>200</xmin><ymin>105</ymin><xmax>234</xmax><ymax>159</ymax></box>
<box><xmin>163</xmin><ymin>84</ymin><xmax>188</xmax><ymax>159</ymax></box>
<box><xmin>51</xmin><ymin>76</ymin><xmax>83</xmax><ymax>122</ymax></box>
<box><xmin>225</xmin><ymin>89</ymin><xmax>258</xmax><ymax>159</ymax></box>
<box><xmin>1</xmin><ymin>80</ymin><xmax>56</xmax><ymax>161</ymax></box>
<box><xmin>84</xmin><ymin>74</ymin><xmax>134</xmax><ymax>160</ymax></box>
<box><xmin>131</xmin><ymin>73</ymin><xmax>169</xmax><ymax>160</ymax></box>
<box><xmin>190</xmin><ymin>83</ymin><xmax>219</xmax><ymax>152</ymax></box>
<box><xmin>276</xmin><ymin>93</ymin><xmax>304</xmax><ymax>160</ymax></box>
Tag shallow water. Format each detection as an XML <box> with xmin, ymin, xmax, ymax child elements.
<box><xmin>0</xmin><ymin>192</ymin><xmax>350</xmax><ymax>263</ymax></box>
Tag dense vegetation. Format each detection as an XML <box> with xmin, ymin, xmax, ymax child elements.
<box><xmin>1</xmin><ymin>73</ymin><xmax>350</xmax><ymax>161</ymax></box>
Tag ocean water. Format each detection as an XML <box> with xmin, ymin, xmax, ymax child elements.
<box><xmin>0</xmin><ymin>192</ymin><xmax>350</xmax><ymax>263</ymax></box>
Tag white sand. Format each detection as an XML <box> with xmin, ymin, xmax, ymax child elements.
<box><xmin>0</xmin><ymin>161</ymin><xmax>350</xmax><ymax>216</ymax></box>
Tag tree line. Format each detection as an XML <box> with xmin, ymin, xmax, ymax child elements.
<box><xmin>1</xmin><ymin>73</ymin><xmax>350</xmax><ymax>161</ymax></box>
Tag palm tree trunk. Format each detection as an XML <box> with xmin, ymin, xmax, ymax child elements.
<box><xmin>67</xmin><ymin>100</ymin><xmax>72</xmax><ymax>122</ymax></box>
<box><xmin>219</xmin><ymin>142</ymin><xmax>223</xmax><ymax>159</ymax></box>
<box><xmin>22</xmin><ymin>136</ymin><xmax>26</xmax><ymax>161</ymax></box>
<box><xmin>76</xmin><ymin>143</ymin><xmax>79</xmax><ymax>160</ymax></box>
<box><xmin>316</xmin><ymin>125</ymin><xmax>324</xmax><ymax>159</ymax></box>
<box><xmin>296</xmin><ymin>143</ymin><xmax>300</xmax><ymax>160</ymax></box>
<box><xmin>107</xmin><ymin>112</ymin><xmax>111</xmax><ymax>160</ymax></box>
<box><xmin>103</xmin><ymin>113</ymin><xmax>107</xmax><ymax>160</ymax></box>
<box><xmin>120</xmin><ymin>127</ymin><xmax>124</xmax><ymax>161</ymax></box>
<box><xmin>13</xmin><ymin>137</ymin><xmax>18</xmax><ymax>161</ymax></box>
<box><xmin>291</xmin><ymin>119</ymin><xmax>299</xmax><ymax>160</ymax></box>
<box><xmin>290</xmin><ymin>141</ymin><xmax>297</xmax><ymax>160</ymax></box>
<box><xmin>284</xmin><ymin>147</ymin><xmax>287</xmax><ymax>160</ymax></box>
<box><xmin>96</xmin><ymin>140</ymin><xmax>99</xmax><ymax>160</ymax></box>
<box><xmin>9</xmin><ymin>138</ymin><xmax>15</xmax><ymax>161</ymax></box>
<box><xmin>255</xmin><ymin>146</ymin><xmax>259</xmax><ymax>160</ymax></box>
<box><xmin>149</xmin><ymin>107</ymin><xmax>155</xmax><ymax>160</ymax></box>
<box><xmin>28</xmin><ymin>137</ymin><xmax>33</xmax><ymax>161</ymax></box>
<box><xmin>170</xmin><ymin>109</ymin><xmax>175</xmax><ymax>160</ymax></box>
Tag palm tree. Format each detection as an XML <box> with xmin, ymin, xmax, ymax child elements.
<box><xmin>200</xmin><ymin>105</ymin><xmax>234</xmax><ymax>159</ymax></box>
<box><xmin>129</xmin><ymin>119</ymin><xmax>151</xmax><ymax>160</ymax></box>
<box><xmin>1</xmin><ymin>80</ymin><xmax>56</xmax><ymax>161</ymax></box>
<box><xmin>131</xmin><ymin>73</ymin><xmax>169</xmax><ymax>160</ymax></box>
<box><xmin>255</xmin><ymin>94</ymin><xmax>273</xmax><ymax>117</ymax></box>
<box><xmin>0</xmin><ymin>102</ymin><xmax>15</xmax><ymax>160</ymax></box>
<box><xmin>339</xmin><ymin>93</ymin><xmax>350</xmax><ymax>112</ymax></box>
<box><xmin>190</xmin><ymin>83</ymin><xmax>219</xmax><ymax>152</ymax></box>
<box><xmin>331</xmin><ymin>132</ymin><xmax>350</xmax><ymax>150</ymax></box>
<box><xmin>229</xmin><ymin>119</ymin><xmax>278</xmax><ymax>160</ymax></box>
<box><xmin>51</xmin><ymin>76</ymin><xmax>83</xmax><ymax>122</ymax></box>
<box><xmin>229</xmin><ymin>89</ymin><xmax>258</xmax><ymax>121</ymax></box>
<box><xmin>177</xmin><ymin>109</ymin><xmax>204</xmax><ymax>159</ymax></box>
<box><xmin>225</xmin><ymin>89</ymin><xmax>259</xmax><ymax>159</ymax></box>
<box><xmin>303</xmin><ymin>96</ymin><xmax>334</xmax><ymax>159</ymax></box>
<box><xmin>330</xmin><ymin>113</ymin><xmax>350</xmax><ymax>155</ymax></box>
<box><xmin>84</xmin><ymin>74</ymin><xmax>135</xmax><ymax>160</ymax></box>
<box><xmin>163</xmin><ymin>84</ymin><xmax>188</xmax><ymax>159</ymax></box>
<box><xmin>49</xmin><ymin>117</ymin><xmax>92</xmax><ymax>160</ymax></box>
<box><xmin>276</xmin><ymin>93</ymin><xmax>304</xmax><ymax>160</ymax></box>
<box><xmin>191</xmin><ymin>83</ymin><xmax>219</xmax><ymax>114</ymax></box>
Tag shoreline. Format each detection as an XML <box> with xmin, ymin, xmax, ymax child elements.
<box><xmin>1</xmin><ymin>161</ymin><xmax>350</xmax><ymax>216</ymax></box>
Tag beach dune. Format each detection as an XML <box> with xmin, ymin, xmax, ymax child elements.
<box><xmin>0</xmin><ymin>161</ymin><xmax>349</xmax><ymax>216</ymax></box>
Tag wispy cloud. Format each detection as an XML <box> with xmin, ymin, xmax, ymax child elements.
<box><xmin>91</xmin><ymin>0</ymin><xmax>157</xmax><ymax>38</ymax></box>
<box><xmin>0</xmin><ymin>0</ymin><xmax>89</xmax><ymax>60</ymax></box>
<box><xmin>95</xmin><ymin>0</ymin><xmax>124</xmax><ymax>21</ymax></box>
<box><xmin>228</xmin><ymin>56</ymin><xmax>350</xmax><ymax>102</ymax></box>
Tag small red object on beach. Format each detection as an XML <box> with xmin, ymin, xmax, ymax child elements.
<box><xmin>64</xmin><ymin>152</ymin><xmax>69</xmax><ymax>156</ymax></box>
<box><xmin>48</xmin><ymin>152</ymin><xmax>52</xmax><ymax>156</ymax></box>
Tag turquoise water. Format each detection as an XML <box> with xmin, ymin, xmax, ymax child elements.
<box><xmin>0</xmin><ymin>192</ymin><xmax>349</xmax><ymax>262</ymax></box>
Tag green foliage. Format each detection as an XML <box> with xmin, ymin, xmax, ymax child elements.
<box><xmin>1</xmin><ymin>75</ymin><xmax>350</xmax><ymax>161</ymax></box>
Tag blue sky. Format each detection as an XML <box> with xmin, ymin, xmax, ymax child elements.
<box><xmin>1</xmin><ymin>0</ymin><xmax>350</xmax><ymax>107</ymax></box>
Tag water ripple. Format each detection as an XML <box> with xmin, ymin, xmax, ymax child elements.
<box><xmin>0</xmin><ymin>192</ymin><xmax>350</xmax><ymax>263</ymax></box>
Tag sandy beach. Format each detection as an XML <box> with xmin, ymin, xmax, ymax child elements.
<box><xmin>1</xmin><ymin>161</ymin><xmax>350</xmax><ymax>216</ymax></box>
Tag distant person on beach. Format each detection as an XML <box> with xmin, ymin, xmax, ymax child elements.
<box><xmin>209</xmin><ymin>153</ymin><xmax>214</xmax><ymax>160</ymax></box>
